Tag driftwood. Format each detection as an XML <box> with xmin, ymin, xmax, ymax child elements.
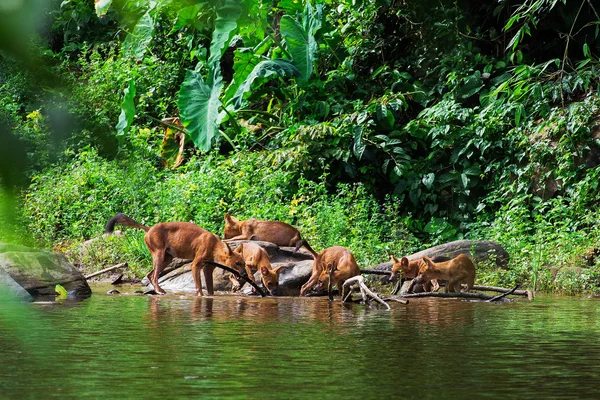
<box><xmin>205</xmin><ymin>260</ymin><xmax>266</xmax><ymax>297</ymax></box>
<box><xmin>472</xmin><ymin>285</ymin><xmax>532</xmax><ymax>298</ymax></box>
<box><xmin>382</xmin><ymin>297</ymin><xmax>409</xmax><ymax>305</ymax></box>
<box><xmin>393</xmin><ymin>291</ymin><xmax>502</xmax><ymax>301</ymax></box>
<box><xmin>487</xmin><ymin>285</ymin><xmax>520</xmax><ymax>302</ymax></box>
<box><xmin>342</xmin><ymin>276</ymin><xmax>391</xmax><ymax>310</ymax></box>
<box><xmin>359</xmin><ymin>269</ymin><xmax>391</xmax><ymax>276</ymax></box>
<box><xmin>84</xmin><ymin>263</ymin><xmax>128</xmax><ymax>280</ymax></box>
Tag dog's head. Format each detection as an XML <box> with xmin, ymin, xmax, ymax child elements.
<box><xmin>260</xmin><ymin>266</ymin><xmax>283</xmax><ymax>296</ymax></box>
<box><xmin>220</xmin><ymin>241</ymin><xmax>246</xmax><ymax>277</ymax></box>
<box><xmin>389</xmin><ymin>255</ymin><xmax>409</xmax><ymax>282</ymax></box>
<box><xmin>416</xmin><ymin>256</ymin><xmax>436</xmax><ymax>279</ymax></box>
<box><xmin>315</xmin><ymin>264</ymin><xmax>337</xmax><ymax>292</ymax></box>
<box><xmin>223</xmin><ymin>213</ymin><xmax>242</xmax><ymax>239</ymax></box>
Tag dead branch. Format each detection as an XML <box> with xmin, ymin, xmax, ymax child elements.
<box><xmin>205</xmin><ymin>261</ymin><xmax>266</xmax><ymax>297</ymax></box>
<box><xmin>343</xmin><ymin>276</ymin><xmax>391</xmax><ymax>310</ymax></box>
<box><xmin>393</xmin><ymin>291</ymin><xmax>504</xmax><ymax>301</ymax></box>
<box><xmin>471</xmin><ymin>285</ymin><xmax>529</xmax><ymax>297</ymax></box>
<box><xmin>381</xmin><ymin>297</ymin><xmax>409</xmax><ymax>305</ymax></box>
<box><xmin>487</xmin><ymin>285</ymin><xmax>520</xmax><ymax>302</ymax></box>
<box><xmin>85</xmin><ymin>263</ymin><xmax>128</xmax><ymax>280</ymax></box>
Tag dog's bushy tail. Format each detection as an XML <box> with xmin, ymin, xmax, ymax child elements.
<box><xmin>105</xmin><ymin>213</ymin><xmax>150</xmax><ymax>233</ymax></box>
<box><xmin>295</xmin><ymin>239</ymin><xmax>318</xmax><ymax>258</ymax></box>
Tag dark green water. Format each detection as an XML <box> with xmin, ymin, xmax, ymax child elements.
<box><xmin>1</xmin><ymin>286</ymin><xmax>600</xmax><ymax>399</ymax></box>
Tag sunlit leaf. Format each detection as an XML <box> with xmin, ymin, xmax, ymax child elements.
<box><xmin>115</xmin><ymin>79</ymin><xmax>136</xmax><ymax>145</ymax></box>
<box><xmin>94</xmin><ymin>0</ymin><xmax>112</xmax><ymax>17</ymax></box>
<box><xmin>229</xmin><ymin>59</ymin><xmax>298</xmax><ymax>108</ymax></box>
<box><xmin>122</xmin><ymin>11</ymin><xmax>154</xmax><ymax>60</ymax></box>
<box><xmin>178</xmin><ymin>70</ymin><xmax>222</xmax><ymax>152</ymax></box>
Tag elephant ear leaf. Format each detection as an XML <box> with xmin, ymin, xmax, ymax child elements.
<box><xmin>122</xmin><ymin>11</ymin><xmax>154</xmax><ymax>60</ymax></box>
<box><xmin>116</xmin><ymin>79</ymin><xmax>136</xmax><ymax>146</ymax></box>
<box><xmin>280</xmin><ymin>2</ymin><xmax>322</xmax><ymax>84</ymax></box>
<box><xmin>179</xmin><ymin>0</ymin><xmax>242</xmax><ymax>152</ymax></box>
<box><xmin>230</xmin><ymin>59</ymin><xmax>299</xmax><ymax>108</ymax></box>
<box><xmin>208</xmin><ymin>0</ymin><xmax>243</xmax><ymax>69</ymax></box>
<box><xmin>95</xmin><ymin>0</ymin><xmax>113</xmax><ymax>17</ymax></box>
<box><xmin>178</xmin><ymin>70</ymin><xmax>223</xmax><ymax>152</ymax></box>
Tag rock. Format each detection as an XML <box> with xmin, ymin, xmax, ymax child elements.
<box><xmin>0</xmin><ymin>242</ymin><xmax>91</xmax><ymax>299</ymax></box>
<box><xmin>373</xmin><ymin>240</ymin><xmax>510</xmax><ymax>275</ymax></box>
<box><xmin>0</xmin><ymin>269</ymin><xmax>34</xmax><ymax>302</ymax></box>
<box><xmin>141</xmin><ymin>240</ymin><xmax>314</xmax><ymax>295</ymax></box>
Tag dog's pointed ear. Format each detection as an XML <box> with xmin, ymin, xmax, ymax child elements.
<box><xmin>260</xmin><ymin>266</ymin><xmax>269</xmax><ymax>276</ymax></box>
<box><xmin>422</xmin><ymin>256</ymin><xmax>436</xmax><ymax>270</ymax></box>
<box><xmin>223</xmin><ymin>242</ymin><xmax>233</xmax><ymax>255</ymax></box>
<box><xmin>401</xmin><ymin>257</ymin><xmax>409</xmax><ymax>267</ymax></box>
<box><xmin>235</xmin><ymin>243</ymin><xmax>243</xmax><ymax>253</ymax></box>
<box><xmin>272</xmin><ymin>266</ymin><xmax>283</xmax><ymax>275</ymax></box>
<box><xmin>224</xmin><ymin>213</ymin><xmax>237</xmax><ymax>224</ymax></box>
<box><xmin>391</xmin><ymin>255</ymin><xmax>400</xmax><ymax>263</ymax></box>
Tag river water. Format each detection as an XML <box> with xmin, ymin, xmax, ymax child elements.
<box><xmin>1</xmin><ymin>285</ymin><xmax>600</xmax><ymax>399</ymax></box>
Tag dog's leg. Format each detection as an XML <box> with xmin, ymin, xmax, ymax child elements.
<box><xmin>191</xmin><ymin>256</ymin><xmax>205</xmax><ymax>296</ymax></box>
<box><xmin>300</xmin><ymin>264</ymin><xmax>321</xmax><ymax>296</ymax></box>
<box><xmin>150</xmin><ymin>250</ymin><xmax>170</xmax><ymax>295</ymax></box>
<box><xmin>203</xmin><ymin>264</ymin><xmax>215</xmax><ymax>296</ymax></box>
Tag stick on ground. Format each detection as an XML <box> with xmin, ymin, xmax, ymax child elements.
<box><xmin>85</xmin><ymin>263</ymin><xmax>128</xmax><ymax>280</ymax></box>
<box><xmin>343</xmin><ymin>276</ymin><xmax>391</xmax><ymax>310</ymax></box>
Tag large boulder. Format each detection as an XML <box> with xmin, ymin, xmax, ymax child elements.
<box><xmin>0</xmin><ymin>242</ymin><xmax>92</xmax><ymax>299</ymax></box>
<box><xmin>142</xmin><ymin>240</ymin><xmax>315</xmax><ymax>295</ymax></box>
<box><xmin>372</xmin><ymin>240</ymin><xmax>509</xmax><ymax>274</ymax></box>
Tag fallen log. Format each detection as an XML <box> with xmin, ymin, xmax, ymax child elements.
<box><xmin>471</xmin><ymin>285</ymin><xmax>529</xmax><ymax>297</ymax></box>
<box><xmin>359</xmin><ymin>269</ymin><xmax>391</xmax><ymax>275</ymax></box>
<box><xmin>84</xmin><ymin>263</ymin><xmax>128</xmax><ymax>280</ymax></box>
<box><xmin>393</xmin><ymin>291</ymin><xmax>507</xmax><ymax>301</ymax></box>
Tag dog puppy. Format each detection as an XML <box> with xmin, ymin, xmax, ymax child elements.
<box><xmin>413</xmin><ymin>254</ymin><xmax>476</xmax><ymax>293</ymax></box>
<box><xmin>300</xmin><ymin>246</ymin><xmax>360</xmax><ymax>297</ymax></box>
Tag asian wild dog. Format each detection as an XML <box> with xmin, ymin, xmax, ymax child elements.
<box><xmin>223</xmin><ymin>214</ymin><xmax>315</xmax><ymax>255</ymax></box>
<box><xmin>105</xmin><ymin>213</ymin><xmax>246</xmax><ymax>296</ymax></box>
<box><xmin>413</xmin><ymin>254</ymin><xmax>476</xmax><ymax>293</ymax></box>
<box><xmin>300</xmin><ymin>246</ymin><xmax>361</xmax><ymax>297</ymax></box>
<box><xmin>229</xmin><ymin>242</ymin><xmax>284</xmax><ymax>296</ymax></box>
<box><xmin>389</xmin><ymin>256</ymin><xmax>439</xmax><ymax>292</ymax></box>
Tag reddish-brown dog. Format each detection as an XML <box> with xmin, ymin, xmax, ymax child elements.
<box><xmin>413</xmin><ymin>254</ymin><xmax>476</xmax><ymax>293</ymax></box>
<box><xmin>106</xmin><ymin>213</ymin><xmax>246</xmax><ymax>296</ymax></box>
<box><xmin>389</xmin><ymin>256</ymin><xmax>438</xmax><ymax>292</ymax></box>
<box><xmin>300</xmin><ymin>246</ymin><xmax>361</xmax><ymax>297</ymax></box>
<box><xmin>223</xmin><ymin>214</ymin><xmax>314</xmax><ymax>254</ymax></box>
<box><xmin>229</xmin><ymin>242</ymin><xmax>284</xmax><ymax>295</ymax></box>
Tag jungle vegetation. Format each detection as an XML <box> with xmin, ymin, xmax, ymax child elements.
<box><xmin>2</xmin><ymin>0</ymin><xmax>600</xmax><ymax>293</ymax></box>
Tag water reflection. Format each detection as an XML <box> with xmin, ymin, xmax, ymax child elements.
<box><xmin>2</xmin><ymin>291</ymin><xmax>600</xmax><ymax>399</ymax></box>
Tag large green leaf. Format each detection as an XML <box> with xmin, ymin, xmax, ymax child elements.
<box><xmin>280</xmin><ymin>16</ymin><xmax>312</xmax><ymax>83</ymax></box>
<box><xmin>230</xmin><ymin>59</ymin><xmax>299</xmax><ymax>108</ymax></box>
<box><xmin>115</xmin><ymin>79</ymin><xmax>136</xmax><ymax>146</ymax></box>
<box><xmin>179</xmin><ymin>0</ymin><xmax>242</xmax><ymax>152</ymax></box>
<box><xmin>208</xmin><ymin>0</ymin><xmax>243</xmax><ymax>70</ymax></box>
<box><xmin>178</xmin><ymin>70</ymin><xmax>223</xmax><ymax>152</ymax></box>
<box><xmin>223</xmin><ymin>35</ymin><xmax>274</xmax><ymax>103</ymax></box>
<box><xmin>280</xmin><ymin>3</ymin><xmax>321</xmax><ymax>83</ymax></box>
<box><xmin>94</xmin><ymin>0</ymin><xmax>113</xmax><ymax>17</ymax></box>
<box><xmin>223</xmin><ymin>49</ymin><xmax>261</xmax><ymax>103</ymax></box>
<box><xmin>122</xmin><ymin>11</ymin><xmax>154</xmax><ymax>60</ymax></box>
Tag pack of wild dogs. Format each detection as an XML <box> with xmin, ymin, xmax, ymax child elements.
<box><xmin>105</xmin><ymin>213</ymin><xmax>476</xmax><ymax>297</ymax></box>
